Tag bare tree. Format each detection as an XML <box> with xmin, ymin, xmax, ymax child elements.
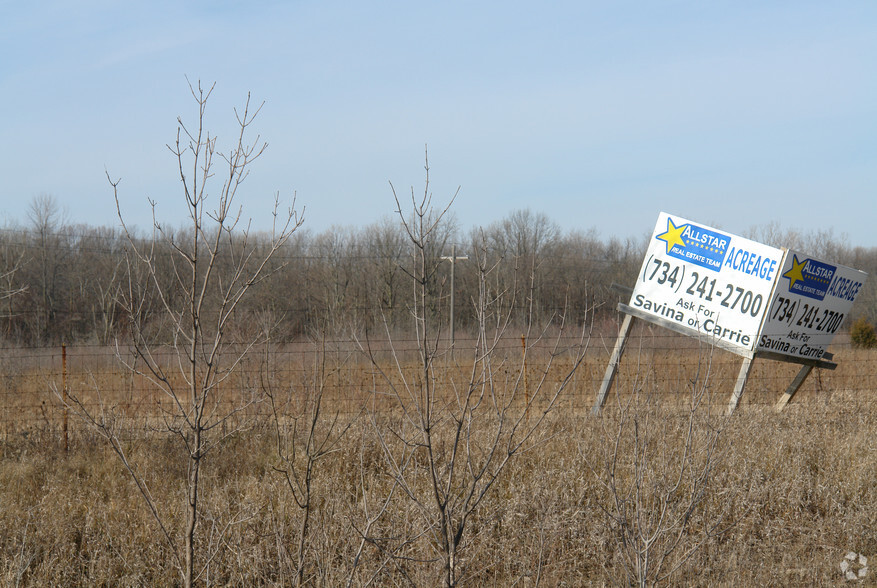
<box><xmin>358</xmin><ymin>152</ymin><xmax>591</xmax><ymax>586</ymax></box>
<box><xmin>264</xmin><ymin>332</ymin><xmax>358</xmax><ymax>586</ymax></box>
<box><xmin>24</xmin><ymin>194</ymin><xmax>70</xmax><ymax>343</ymax></box>
<box><xmin>583</xmin><ymin>347</ymin><xmax>735</xmax><ymax>587</ymax></box>
<box><xmin>0</xmin><ymin>229</ymin><xmax>27</xmax><ymax>339</ymax></box>
<box><xmin>480</xmin><ymin>208</ymin><xmax>560</xmax><ymax>326</ymax></box>
<box><xmin>364</xmin><ymin>215</ymin><xmax>406</xmax><ymax>320</ymax></box>
<box><xmin>67</xmin><ymin>80</ymin><xmax>303</xmax><ymax>588</ymax></box>
<box><xmin>307</xmin><ymin>226</ymin><xmax>364</xmax><ymax>338</ymax></box>
<box><xmin>64</xmin><ymin>225</ymin><xmax>126</xmax><ymax>345</ymax></box>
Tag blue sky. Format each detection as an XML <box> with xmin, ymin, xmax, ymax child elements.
<box><xmin>2</xmin><ymin>1</ymin><xmax>875</xmax><ymax>246</ymax></box>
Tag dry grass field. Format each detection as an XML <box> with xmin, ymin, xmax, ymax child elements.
<box><xmin>1</xmin><ymin>336</ymin><xmax>876</xmax><ymax>586</ymax></box>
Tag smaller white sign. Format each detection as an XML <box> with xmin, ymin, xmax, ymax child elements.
<box><xmin>629</xmin><ymin>212</ymin><xmax>785</xmax><ymax>354</ymax></box>
<box><xmin>758</xmin><ymin>251</ymin><xmax>867</xmax><ymax>361</ymax></box>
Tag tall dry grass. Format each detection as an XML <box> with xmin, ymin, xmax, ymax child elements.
<box><xmin>1</xmin><ymin>341</ymin><xmax>875</xmax><ymax>585</ymax></box>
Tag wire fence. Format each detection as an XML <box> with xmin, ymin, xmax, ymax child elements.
<box><xmin>2</xmin><ymin>332</ymin><xmax>875</xmax><ymax>442</ymax></box>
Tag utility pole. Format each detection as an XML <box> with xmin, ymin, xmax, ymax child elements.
<box><xmin>440</xmin><ymin>245</ymin><xmax>468</xmax><ymax>347</ymax></box>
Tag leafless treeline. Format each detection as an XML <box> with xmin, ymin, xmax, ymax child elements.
<box><xmin>2</xmin><ymin>196</ymin><xmax>876</xmax><ymax>348</ymax></box>
<box><xmin>0</xmin><ymin>197</ymin><xmax>653</xmax><ymax>346</ymax></box>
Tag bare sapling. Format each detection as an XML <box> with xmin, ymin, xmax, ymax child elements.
<box><xmin>263</xmin><ymin>333</ymin><xmax>358</xmax><ymax>586</ymax></box>
<box><xmin>65</xmin><ymin>80</ymin><xmax>303</xmax><ymax>588</ymax></box>
<box><xmin>584</xmin><ymin>345</ymin><xmax>735</xmax><ymax>587</ymax></box>
<box><xmin>357</xmin><ymin>151</ymin><xmax>591</xmax><ymax>586</ymax></box>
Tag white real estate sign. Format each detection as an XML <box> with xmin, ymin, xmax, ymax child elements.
<box><xmin>629</xmin><ymin>212</ymin><xmax>785</xmax><ymax>354</ymax></box>
<box><xmin>596</xmin><ymin>211</ymin><xmax>869</xmax><ymax>414</ymax></box>
<box><xmin>758</xmin><ymin>251</ymin><xmax>867</xmax><ymax>361</ymax></box>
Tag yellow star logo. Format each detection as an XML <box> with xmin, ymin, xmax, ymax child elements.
<box><xmin>783</xmin><ymin>254</ymin><xmax>807</xmax><ymax>289</ymax></box>
<box><xmin>656</xmin><ymin>218</ymin><xmax>687</xmax><ymax>254</ymax></box>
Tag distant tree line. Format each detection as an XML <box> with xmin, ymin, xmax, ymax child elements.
<box><xmin>1</xmin><ymin>194</ymin><xmax>875</xmax><ymax>347</ymax></box>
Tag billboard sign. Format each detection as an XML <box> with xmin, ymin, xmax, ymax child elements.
<box><xmin>629</xmin><ymin>212</ymin><xmax>785</xmax><ymax>354</ymax></box>
<box><xmin>758</xmin><ymin>252</ymin><xmax>867</xmax><ymax>360</ymax></box>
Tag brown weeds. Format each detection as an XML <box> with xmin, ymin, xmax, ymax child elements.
<box><xmin>1</xmin><ymin>342</ymin><xmax>875</xmax><ymax>585</ymax></box>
